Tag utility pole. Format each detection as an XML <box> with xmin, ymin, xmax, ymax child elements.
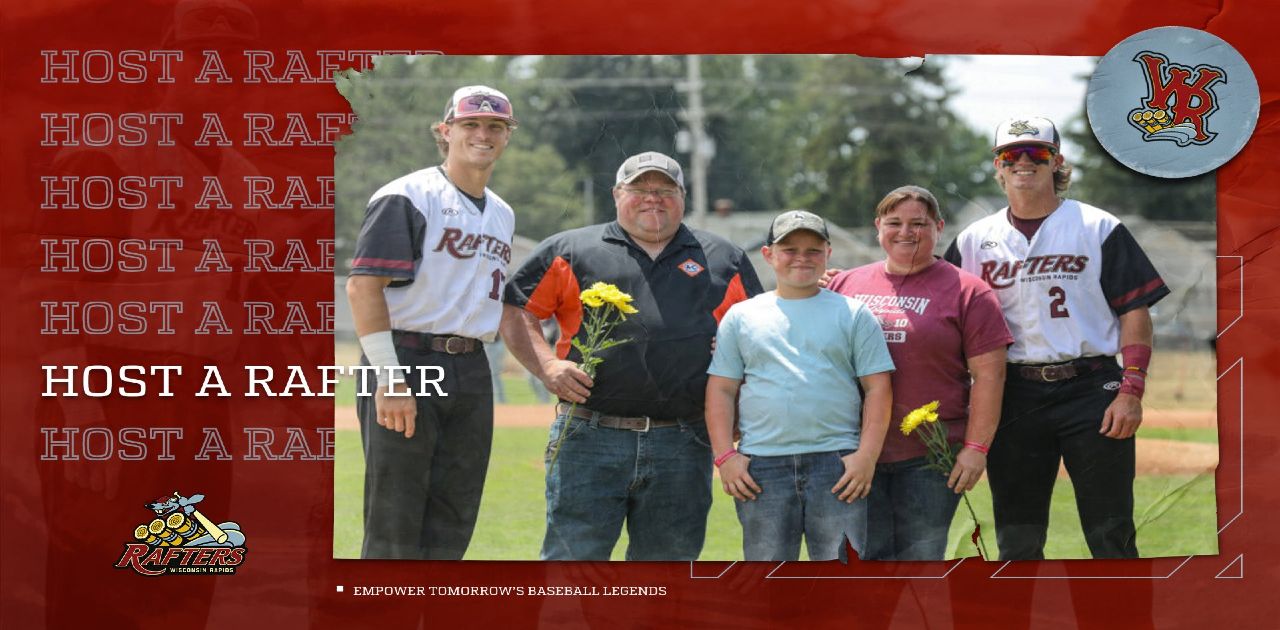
<box><xmin>677</xmin><ymin>55</ymin><xmax>712</xmax><ymax>226</ymax></box>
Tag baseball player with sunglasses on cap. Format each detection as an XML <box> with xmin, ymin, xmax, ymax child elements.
<box><xmin>943</xmin><ymin>116</ymin><xmax>1170</xmax><ymax>560</ymax></box>
<box><xmin>346</xmin><ymin>85</ymin><xmax>517</xmax><ymax>559</ymax></box>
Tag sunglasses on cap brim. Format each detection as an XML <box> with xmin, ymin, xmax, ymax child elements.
<box><xmin>450</xmin><ymin>94</ymin><xmax>514</xmax><ymax>120</ymax></box>
<box><xmin>997</xmin><ymin>145</ymin><xmax>1056</xmax><ymax>165</ymax></box>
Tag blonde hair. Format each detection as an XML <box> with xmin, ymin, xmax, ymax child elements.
<box><xmin>431</xmin><ymin>121</ymin><xmax>448</xmax><ymax>158</ymax></box>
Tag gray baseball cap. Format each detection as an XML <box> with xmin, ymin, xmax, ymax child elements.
<box><xmin>615</xmin><ymin>151</ymin><xmax>685</xmax><ymax>188</ymax></box>
<box><xmin>767</xmin><ymin>210</ymin><xmax>830</xmax><ymax>245</ymax></box>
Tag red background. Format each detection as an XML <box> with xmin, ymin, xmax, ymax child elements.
<box><xmin>1</xmin><ymin>0</ymin><xmax>1274</xmax><ymax>627</ymax></box>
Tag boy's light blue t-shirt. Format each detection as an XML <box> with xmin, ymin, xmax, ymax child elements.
<box><xmin>707</xmin><ymin>289</ymin><xmax>894</xmax><ymax>456</ymax></box>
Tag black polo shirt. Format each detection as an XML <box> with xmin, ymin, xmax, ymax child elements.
<box><xmin>504</xmin><ymin>221</ymin><xmax>763</xmax><ymax>419</ymax></box>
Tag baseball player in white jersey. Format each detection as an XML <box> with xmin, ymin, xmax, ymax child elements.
<box><xmin>346</xmin><ymin>85</ymin><xmax>517</xmax><ymax>559</ymax></box>
<box><xmin>944</xmin><ymin>116</ymin><xmax>1169</xmax><ymax>559</ymax></box>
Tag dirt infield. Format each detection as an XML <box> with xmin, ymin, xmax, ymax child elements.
<box><xmin>334</xmin><ymin>405</ymin><xmax>1218</xmax><ymax>476</ymax></box>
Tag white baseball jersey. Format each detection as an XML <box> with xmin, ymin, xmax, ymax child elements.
<box><xmin>350</xmin><ymin>166</ymin><xmax>514</xmax><ymax>341</ymax></box>
<box><xmin>943</xmin><ymin>199</ymin><xmax>1168</xmax><ymax>364</ymax></box>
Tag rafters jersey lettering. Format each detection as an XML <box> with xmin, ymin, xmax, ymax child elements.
<box><xmin>979</xmin><ymin>255</ymin><xmax>1088</xmax><ymax>289</ymax></box>
<box><xmin>434</xmin><ymin>227</ymin><xmax>512</xmax><ymax>263</ymax></box>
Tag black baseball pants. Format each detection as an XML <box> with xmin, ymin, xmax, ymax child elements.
<box><xmin>987</xmin><ymin>362</ymin><xmax>1138</xmax><ymax>560</ymax></box>
<box><xmin>356</xmin><ymin>334</ymin><xmax>493</xmax><ymax>560</ymax></box>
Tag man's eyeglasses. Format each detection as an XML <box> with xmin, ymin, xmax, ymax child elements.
<box><xmin>997</xmin><ymin>145</ymin><xmax>1056</xmax><ymax>165</ymax></box>
<box><xmin>622</xmin><ymin>186</ymin><xmax>682</xmax><ymax>199</ymax></box>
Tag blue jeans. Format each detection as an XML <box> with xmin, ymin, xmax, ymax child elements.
<box><xmin>541</xmin><ymin>411</ymin><xmax>713</xmax><ymax>560</ymax></box>
<box><xmin>863</xmin><ymin>455</ymin><xmax>962</xmax><ymax>560</ymax></box>
<box><xmin>734</xmin><ymin>450</ymin><xmax>867</xmax><ymax>561</ymax></box>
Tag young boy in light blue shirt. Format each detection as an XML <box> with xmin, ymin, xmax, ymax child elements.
<box><xmin>706</xmin><ymin>210</ymin><xmax>894</xmax><ymax>561</ymax></box>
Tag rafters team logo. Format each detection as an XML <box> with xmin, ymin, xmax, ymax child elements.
<box><xmin>1087</xmin><ymin>26</ymin><xmax>1258</xmax><ymax>178</ymax></box>
<box><xmin>1126</xmin><ymin>52</ymin><xmax>1225</xmax><ymax>147</ymax></box>
<box><xmin>1005</xmin><ymin>120</ymin><xmax>1039</xmax><ymax>138</ymax></box>
<box><xmin>114</xmin><ymin>491</ymin><xmax>247</xmax><ymax>576</ymax></box>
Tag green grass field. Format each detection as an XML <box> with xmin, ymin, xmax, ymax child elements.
<box><xmin>333</xmin><ymin>348</ymin><xmax>1219</xmax><ymax>560</ymax></box>
<box><xmin>334</xmin><ymin>426</ymin><xmax>747</xmax><ymax>560</ymax></box>
<box><xmin>333</xmin><ymin>424</ymin><xmax>1219</xmax><ymax>560</ymax></box>
<box><xmin>941</xmin><ymin>468</ymin><xmax>1218</xmax><ymax>560</ymax></box>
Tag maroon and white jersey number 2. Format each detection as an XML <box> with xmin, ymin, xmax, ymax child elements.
<box><xmin>1048</xmin><ymin>286</ymin><xmax>1070</xmax><ymax>318</ymax></box>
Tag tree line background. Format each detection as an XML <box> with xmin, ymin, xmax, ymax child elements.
<box><xmin>333</xmin><ymin>55</ymin><xmax>1214</xmax><ymax>270</ymax></box>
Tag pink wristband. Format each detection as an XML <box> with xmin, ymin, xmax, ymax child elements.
<box><xmin>714</xmin><ymin>448</ymin><xmax>739</xmax><ymax>468</ymax></box>
<box><xmin>1120</xmin><ymin>344</ymin><xmax>1152</xmax><ymax>373</ymax></box>
<box><xmin>963</xmin><ymin>441</ymin><xmax>989</xmax><ymax>455</ymax></box>
<box><xmin>1119</xmin><ymin>371</ymin><xmax>1146</xmax><ymax>399</ymax></box>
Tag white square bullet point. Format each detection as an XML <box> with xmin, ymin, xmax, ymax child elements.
<box><xmin>336</xmin><ymin>585</ymin><xmax>344</xmax><ymax>592</ymax></box>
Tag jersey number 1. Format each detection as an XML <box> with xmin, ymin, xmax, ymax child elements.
<box><xmin>1048</xmin><ymin>286</ymin><xmax>1070</xmax><ymax>318</ymax></box>
<box><xmin>489</xmin><ymin>269</ymin><xmax>505</xmax><ymax>301</ymax></box>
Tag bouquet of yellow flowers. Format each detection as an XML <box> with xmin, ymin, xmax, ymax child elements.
<box><xmin>901</xmin><ymin>401</ymin><xmax>990</xmax><ymax>559</ymax></box>
<box><xmin>571</xmin><ymin>282</ymin><xmax>637</xmax><ymax>377</ymax></box>
<box><xmin>549</xmin><ymin>282</ymin><xmax>637</xmax><ymax>469</ymax></box>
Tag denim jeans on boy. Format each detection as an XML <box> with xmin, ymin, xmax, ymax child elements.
<box><xmin>540</xmin><ymin>411</ymin><xmax>713</xmax><ymax>560</ymax></box>
<box><xmin>863</xmin><ymin>455</ymin><xmax>962</xmax><ymax>560</ymax></box>
<box><xmin>734</xmin><ymin>450</ymin><xmax>868</xmax><ymax>561</ymax></box>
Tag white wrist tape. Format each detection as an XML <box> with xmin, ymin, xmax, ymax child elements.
<box><xmin>358</xmin><ymin>331</ymin><xmax>403</xmax><ymax>388</ymax></box>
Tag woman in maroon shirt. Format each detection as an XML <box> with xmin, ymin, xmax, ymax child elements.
<box><xmin>827</xmin><ymin>185</ymin><xmax>1012</xmax><ymax>560</ymax></box>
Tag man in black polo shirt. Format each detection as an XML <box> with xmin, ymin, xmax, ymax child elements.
<box><xmin>502</xmin><ymin>151</ymin><xmax>763</xmax><ymax>560</ymax></box>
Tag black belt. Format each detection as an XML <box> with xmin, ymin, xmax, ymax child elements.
<box><xmin>1011</xmin><ymin>357</ymin><xmax>1110</xmax><ymax>383</ymax></box>
<box><xmin>392</xmin><ymin>330</ymin><xmax>482</xmax><ymax>355</ymax></box>
<box><xmin>557</xmin><ymin>403</ymin><xmax>679</xmax><ymax>432</ymax></box>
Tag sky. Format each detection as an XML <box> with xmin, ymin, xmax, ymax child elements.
<box><xmin>932</xmin><ymin>55</ymin><xmax>1099</xmax><ymax>161</ymax></box>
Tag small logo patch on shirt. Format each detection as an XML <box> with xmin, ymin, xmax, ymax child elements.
<box><xmin>441</xmin><ymin>206</ymin><xmax>461</xmax><ymax>216</ymax></box>
<box><xmin>1104</xmin><ymin>381</ymin><xmax>1121</xmax><ymax>391</ymax></box>
<box><xmin>981</xmin><ymin>240</ymin><xmax>999</xmax><ymax>249</ymax></box>
<box><xmin>678</xmin><ymin>259</ymin><xmax>705</xmax><ymax>277</ymax></box>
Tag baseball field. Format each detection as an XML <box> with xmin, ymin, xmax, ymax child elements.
<box><xmin>332</xmin><ymin>347</ymin><xmax>1219</xmax><ymax>560</ymax></box>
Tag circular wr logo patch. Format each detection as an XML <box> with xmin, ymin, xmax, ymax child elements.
<box><xmin>1086</xmin><ymin>26</ymin><xmax>1259</xmax><ymax>178</ymax></box>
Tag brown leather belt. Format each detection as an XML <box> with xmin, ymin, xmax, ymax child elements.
<box><xmin>556</xmin><ymin>403</ymin><xmax>679</xmax><ymax>432</ymax></box>
<box><xmin>393</xmin><ymin>330</ymin><xmax>482</xmax><ymax>355</ymax></box>
<box><xmin>1011</xmin><ymin>357</ymin><xmax>1110</xmax><ymax>383</ymax></box>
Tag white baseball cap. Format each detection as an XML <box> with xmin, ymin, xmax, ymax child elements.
<box><xmin>443</xmin><ymin>85</ymin><xmax>517</xmax><ymax>125</ymax></box>
<box><xmin>993</xmin><ymin>116</ymin><xmax>1060</xmax><ymax>153</ymax></box>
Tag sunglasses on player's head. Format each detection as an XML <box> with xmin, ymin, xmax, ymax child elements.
<box><xmin>451</xmin><ymin>94</ymin><xmax>513</xmax><ymax>119</ymax></box>
<box><xmin>997</xmin><ymin>145</ymin><xmax>1056</xmax><ymax>165</ymax></box>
